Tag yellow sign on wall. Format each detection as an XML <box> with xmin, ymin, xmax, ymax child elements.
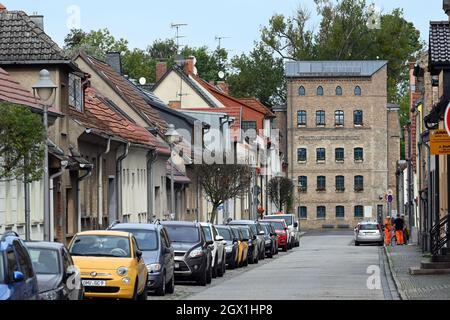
<box><xmin>430</xmin><ymin>129</ymin><xmax>450</xmax><ymax>155</ymax></box>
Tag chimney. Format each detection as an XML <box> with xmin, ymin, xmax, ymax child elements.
<box><xmin>156</xmin><ymin>62</ymin><xmax>167</xmax><ymax>83</ymax></box>
<box><xmin>30</xmin><ymin>14</ymin><xmax>44</xmax><ymax>30</ymax></box>
<box><xmin>216</xmin><ymin>81</ymin><xmax>229</xmax><ymax>95</ymax></box>
<box><xmin>106</xmin><ymin>52</ymin><xmax>122</xmax><ymax>75</ymax></box>
<box><xmin>0</xmin><ymin>3</ymin><xmax>6</xmax><ymax>13</ymax></box>
<box><xmin>445</xmin><ymin>0</ymin><xmax>450</xmax><ymax>19</ymax></box>
<box><xmin>169</xmin><ymin>101</ymin><xmax>181</xmax><ymax>109</ymax></box>
<box><xmin>184</xmin><ymin>56</ymin><xmax>195</xmax><ymax>75</ymax></box>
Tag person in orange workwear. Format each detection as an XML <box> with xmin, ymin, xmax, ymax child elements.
<box><xmin>384</xmin><ymin>217</ymin><xmax>393</xmax><ymax>246</ymax></box>
<box><xmin>393</xmin><ymin>214</ymin><xmax>405</xmax><ymax>245</ymax></box>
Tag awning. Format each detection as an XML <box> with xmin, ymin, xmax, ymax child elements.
<box><xmin>424</xmin><ymin>98</ymin><xmax>449</xmax><ymax>129</ymax></box>
<box><xmin>166</xmin><ymin>162</ymin><xmax>191</xmax><ymax>185</ymax></box>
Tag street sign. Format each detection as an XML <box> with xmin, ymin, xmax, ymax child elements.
<box><xmin>445</xmin><ymin>102</ymin><xmax>450</xmax><ymax>137</ymax></box>
<box><xmin>387</xmin><ymin>195</ymin><xmax>393</xmax><ymax>203</ymax></box>
<box><xmin>430</xmin><ymin>129</ymin><xmax>450</xmax><ymax>155</ymax></box>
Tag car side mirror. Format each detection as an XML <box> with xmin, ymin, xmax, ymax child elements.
<box><xmin>206</xmin><ymin>240</ymin><xmax>214</xmax><ymax>246</ymax></box>
<box><xmin>294</xmin><ymin>222</ymin><xmax>299</xmax><ymax>228</ymax></box>
<box><xmin>13</xmin><ymin>271</ymin><xmax>24</xmax><ymax>283</ymax></box>
<box><xmin>252</xmin><ymin>235</ymin><xmax>257</xmax><ymax>240</ymax></box>
<box><xmin>164</xmin><ymin>247</ymin><xmax>172</xmax><ymax>254</ymax></box>
<box><xmin>215</xmin><ymin>235</ymin><xmax>224</xmax><ymax>242</ymax></box>
<box><xmin>136</xmin><ymin>250</ymin><xmax>143</xmax><ymax>259</ymax></box>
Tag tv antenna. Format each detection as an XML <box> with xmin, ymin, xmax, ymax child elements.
<box><xmin>215</xmin><ymin>36</ymin><xmax>230</xmax><ymax>49</ymax></box>
<box><xmin>171</xmin><ymin>23</ymin><xmax>188</xmax><ymax>53</ymax></box>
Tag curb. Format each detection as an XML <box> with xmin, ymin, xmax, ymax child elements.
<box><xmin>383</xmin><ymin>246</ymin><xmax>408</xmax><ymax>300</ymax></box>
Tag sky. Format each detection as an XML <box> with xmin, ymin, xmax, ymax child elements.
<box><xmin>3</xmin><ymin>0</ymin><xmax>448</xmax><ymax>56</ymax></box>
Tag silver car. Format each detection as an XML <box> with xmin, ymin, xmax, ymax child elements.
<box><xmin>354</xmin><ymin>221</ymin><xmax>384</xmax><ymax>246</ymax></box>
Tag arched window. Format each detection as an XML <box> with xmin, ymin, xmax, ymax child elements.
<box><xmin>298</xmin><ymin>207</ymin><xmax>307</xmax><ymax>219</ymax></box>
<box><xmin>335</xmin><ymin>148</ymin><xmax>345</xmax><ymax>162</ymax></box>
<box><xmin>317</xmin><ymin>86</ymin><xmax>324</xmax><ymax>96</ymax></box>
<box><xmin>297</xmin><ymin>148</ymin><xmax>307</xmax><ymax>162</ymax></box>
<box><xmin>355</xmin><ymin>176</ymin><xmax>364</xmax><ymax>192</ymax></box>
<box><xmin>317</xmin><ymin>206</ymin><xmax>326</xmax><ymax>219</ymax></box>
<box><xmin>299</xmin><ymin>86</ymin><xmax>306</xmax><ymax>96</ymax></box>
<box><xmin>353</xmin><ymin>110</ymin><xmax>363</xmax><ymax>125</ymax></box>
<box><xmin>298</xmin><ymin>176</ymin><xmax>308</xmax><ymax>191</ymax></box>
<box><xmin>335</xmin><ymin>176</ymin><xmax>345</xmax><ymax>191</ymax></box>
<box><xmin>354</xmin><ymin>86</ymin><xmax>362</xmax><ymax>96</ymax></box>
<box><xmin>354</xmin><ymin>148</ymin><xmax>364</xmax><ymax>161</ymax></box>
<box><xmin>317</xmin><ymin>176</ymin><xmax>326</xmax><ymax>191</ymax></box>
<box><xmin>355</xmin><ymin>206</ymin><xmax>364</xmax><ymax>218</ymax></box>
<box><xmin>316</xmin><ymin>110</ymin><xmax>326</xmax><ymax>126</ymax></box>
<box><xmin>316</xmin><ymin>148</ymin><xmax>326</xmax><ymax>162</ymax></box>
<box><xmin>336</xmin><ymin>206</ymin><xmax>345</xmax><ymax>219</ymax></box>
<box><xmin>334</xmin><ymin>110</ymin><xmax>344</xmax><ymax>126</ymax></box>
<box><xmin>336</xmin><ymin>86</ymin><xmax>343</xmax><ymax>96</ymax></box>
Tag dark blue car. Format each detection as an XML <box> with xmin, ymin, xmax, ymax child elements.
<box><xmin>0</xmin><ymin>232</ymin><xmax>39</xmax><ymax>300</ymax></box>
<box><xmin>109</xmin><ymin>222</ymin><xmax>175</xmax><ymax>296</ymax></box>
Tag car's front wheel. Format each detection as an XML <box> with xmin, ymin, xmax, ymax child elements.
<box><xmin>206</xmin><ymin>262</ymin><xmax>212</xmax><ymax>284</ymax></box>
<box><xmin>166</xmin><ymin>274</ymin><xmax>175</xmax><ymax>294</ymax></box>
<box><xmin>155</xmin><ymin>273</ymin><xmax>166</xmax><ymax>296</ymax></box>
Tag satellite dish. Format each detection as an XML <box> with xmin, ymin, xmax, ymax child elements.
<box><xmin>218</xmin><ymin>71</ymin><xmax>225</xmax><ymax>79</ymax></box>
<box><xmin>139</xmin><ymin>77</ymin><xmax>147</xmax><ymax>85</ymax></box>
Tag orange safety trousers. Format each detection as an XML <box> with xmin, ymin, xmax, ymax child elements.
<box><xmin>395</xmin><ymin>230</ymin><xmax>404</xmax><ymax>245</ymax></box>
<box><xmin>385</xmin><ymin>230</ymin><xmax>391</xmax><ymax>245</ymax></box>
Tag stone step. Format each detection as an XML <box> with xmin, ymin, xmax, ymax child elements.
<box><xmin>410</xmin><ymin>267</ymin><xmax>450</xmax><ymax>275</ymax></box>
<box><xmin>432</xmin><ymin>254</ymin><xmax>450</xmax><ymax>263</ymax></box>
<box><xmin>421</xmin><ymin>261</ymin><xmax>450</xmax><ymax>270</ymax></box>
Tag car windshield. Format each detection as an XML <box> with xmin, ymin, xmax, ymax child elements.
<box><xmin>0</xmin><ymin>254</ymin><xmax>4</xmax><ymax>283</ymax></box>
<box><xmin>262</xmin><ymin>225</ymin><xmax>271</xmax><ymax>234</ymax></box>
<box><xmin>270</xmin><ymin>222</ymin><xmax>285</xmax><ymax>231</ymax></box>
<box><xmin>116</xmin><ymin>229</ymin><xmax>158</xmax><ymax>251</ymax></box>
<box><xmin>360</xmin><ymin>224</ymin><xmax>378</xmax><ymax>231</ymax></box>
<box><xmin>28</xmin><ymin>248</ymin><xmax>60</xmax><ymax>275</ymax></box>
<box><xmin>202</xmin><ymin>226</ymin><xmax>213</xmax><ymax>242</ymax></box>
<box><xmin>240</xmin><ymin>228</ymin><xmax>250</xmax><ymax>238</ymax></box>
<box><xmin>266</xmin><ymin>215</ymin><xmax>293</xmax><ymax>226</ymax></box>
<box><xmin>216</xmin><ymin>227</ymin><xmax>233</xmax><ymax>241</ymax></box>
<box><xmin>69</xmin><ymin>235</ymin><xmax>131</xmax><ymax>258</ymax></box>
<box><xmin>165</xmin><ymin>226</ymin><xmax>199</xmax><ymax>243</ymax></box>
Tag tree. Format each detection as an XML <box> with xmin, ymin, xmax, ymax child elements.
<box><xmin>121</xmin><ymin>48</ymin><xmax>156</xmax><ymax>83</ymax></box>
<box><xmin>195</xmin><ymin>164</ymin><xmax>252</xmax><ymax>223</ymax></box>
<box><xmin>228</xmin><ymin>42</ymin><xmax>285</xmax><ymax>106</ymax></box>
<box><xmin>0</xmin><ymin>103</ymin><xmax>46</xmax><ymax>182</ymax></box>
<box><xmin>181</xmin><ymin>47</ymin><xmax>229</xmax><ymax>82</ymax></box>
<box><xmin>267</xmin><ymin>177</ymin><xmax>294</xmax><ymax>213</ymax></box>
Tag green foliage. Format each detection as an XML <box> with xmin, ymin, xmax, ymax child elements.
<box><xmin>0</xmin><ymin>103</ymin><xmax>46</xmax><ymax>182</ymax></box>
<box><xmin>398</xmin><ymin>94</ymin><xmax>410</xmax><ymax>160</ymax></box>
<box><xmin>228</xmin><ymin>43</ymin><xmax>285</xmax><ymax>106</ymax></box>
<box><xmin>181</xmin><ymin>47</ymin><xmax>228</xmax><ymax>82</ymax></box>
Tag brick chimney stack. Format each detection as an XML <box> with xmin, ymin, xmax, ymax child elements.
<box><xmin>184</xmin><ymin>56</ymin><xmax>195</xmax><ymax>75</ymax></box>
<box><xmin>0</xmin><ymin>3</ymin><xmax>6</xmax><ymax>12</ymax></box>
<box><xmin>156</xmin><ymin>62</ymin><xmax>167</xmax><ymax>83</ymax></box>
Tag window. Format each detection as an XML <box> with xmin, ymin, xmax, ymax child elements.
<box><xmin>355</xmin><ymin>205</ymin><xmax>364</xmax><ymax>218</ymax></box>
<box><xmin>298</xmin><ymin>176</ymin><xmax>307</xmax><ymax>192</ymax></box>
<box><xmin>354</xmin><ymin>148</ymin><xmax>364</xmax><ymax>161</ymax></box>
<box><xmin>355</xmin><ymin>86</ymin><xmax>362</xmax><ymax>96</ymax></box>
<box><xmin>355</xmin><ymin>176</ymin><xmax>364</xmax><ymax>192</ymax></box>
<box><xmin>298</xmin><ymin>206</ymin><xmax>307</xmax><ymax>219</ymax></box>
<box><xmin>316</xmin><ymin>148</ymin><xmax>326</xmax><ymax>162</ymax></box>
<box><xmin>69</xmin><ymin>73</ymin><xmax>84</xmax><ymax>112</ymax></box>
<box><xmin>335</xmin><ymin>148</ymin><xmax>344</xmax><ymax>162</ymax></box>
<box><xmin>297</xmin><ymin>110</ymin><xmax>307</xmax><ymax>126</ymax></box>
<box><xmin>317</xmin><ymin>86</ymin><xmax>324</xmax><ymax>96</ymax></box>
<box><xmin>336</xmin><ymin>176</ymin><xmax>345</xmax><ymax>191</ymax></box>
<box><xmin>336</xmin><ymin>86</ymin><xmax>343</xmax><ymax>96</ymax></box>
<box><xmin>336</xmin><ymin>206</ymin><xmax>345</xmax><ymax>219</ymax></box>
<box><xmin>242</xmin><ymin>121</ymin><xmax>257</xmax><ymax>139</ymax></box>
<box><xmin>297</xmin><ymin>148</ymin><xmax>307</xmax><ymax>162</ymax></box>
<box><xmin>335</xmin><ymin>110</ymin><xmax>344</xmax><ymax>126</ymax></box>
<box><xmin>354</xmin><ymin>110</ymin><xmax>363</xmax><ymax>125</ymax></box>
<box><xmin>317</xmin><ymin>176</ymin><xmax>326</xmax><ymax>191</ymax></box>
<box><xmin>13</xmin><ymin>241</ymin><xmax>34</xmax><ymax>279</ymax></box>
<box><xmin>316</xmin><ymin>111</ymin><xmax>326</xmax><ymax>126</ymax></box>
<box><xmin>317</xmin><ymin>206</ymin><xmax>326</xmax><ymax>219</ymax></box>
<box><xmin>299</xmin><ymin>86</ymin><xmax>306</xmax><ymax>96</ymax></box>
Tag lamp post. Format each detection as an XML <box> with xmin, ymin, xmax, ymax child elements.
<box><xmin>32</xmin><ymin>69</ymin><xmax>57</xmax><ymax>242</ymax></box>
<box><xmin>165</xmin><ymin>124</ymin><xmax>180</xmax><ymax>221</ymax></box>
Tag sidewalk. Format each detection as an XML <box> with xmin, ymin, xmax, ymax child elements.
<box><xmin>385</xmin><ymin>244</ymin><xmax>450</xmax><ymax>300</ymax></box>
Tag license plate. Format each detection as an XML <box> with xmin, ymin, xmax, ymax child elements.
<box><xmin>82</xmin><ymin>280</ymin><xmax>106</xmax><ymax>287</ymax></box>
<box><xmin>175</xmin><ymin>263</ymin><xmax>180</xmax><ymax>269</ymax></box>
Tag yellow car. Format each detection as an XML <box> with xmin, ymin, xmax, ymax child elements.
<box><xmin>230</xmin><ymin>226</ymin><xmax>249</xmax><ymax>267</ymax></box>
<box><xmin>68</xmin><ymin>230</ymin><xmax>148</xmax><ymax>300</ymax></box>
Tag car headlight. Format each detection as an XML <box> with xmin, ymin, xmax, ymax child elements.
<box><xmin>39</xmin><ymin>289</ymin><xmax>60</xmax><ymax>301</ymax></box>
<box><xmin>117</xmin><ymin>267</ymin><xmax>129</xmax><ymax>277</ymax></box>
<box><xmin>146</xmin><ymin>263</ymin><xmax>162</xmax><ymax>273</ymax></box>
<box><xmin>189</xmin><ymin>247</ymin><xmax>204</xmax><ymax>258</ymax></box>
<box><xmin>225</xmin><ymin>245</ymin><xmax>233</xmax><ymax>253</ymax></box>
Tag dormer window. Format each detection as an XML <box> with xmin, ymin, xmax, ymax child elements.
<box><xmin>69</xmin><ymin>73</ymin><xmax>84</xmax><ymax>112</ymax></box>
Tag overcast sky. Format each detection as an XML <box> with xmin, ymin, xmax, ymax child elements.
<box><xmin>3</xmin><ymin>0</ymin><xmax>447</xmax><ymax>56</ymax></box>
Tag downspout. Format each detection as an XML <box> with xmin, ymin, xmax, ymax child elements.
<box><xmin>424</xmin><ymin>141</ymin><xmax>432</xmax><ymax>252</ymax></box>
<box><xmin>147</xmin><ymin>149</ymin><xmax>158</xmax><ymax>222</ymax></box>
<box><xmin>116</xmin><ymin>142</ymin><xmax>130</xmax><ymax>223</ymax></box>
<box><xmin>49</xmin><ymin>161</ymin><xmax>68</xmax><ymax>242</ymax></box>
<box><xmin>77</xmin><ymin>165</ymin><xmax>93</xmax><ymax>234</ymax></box>
<box><xmin>98</xmin><ymin>138</ymin><xmax>111</xmax><ymax>229</ymax></box>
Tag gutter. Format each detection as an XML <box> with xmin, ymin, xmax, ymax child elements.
<box><xmin>49</xmin><ymin>161</ymin><xmax>68</xmax><ymax>242</ymax></box>
<box><xmin>115</xmin><ymin>142</ymin><xmax>131</xmax><ymax>223</ymax></box>
<box><xmin>147</xmin><ymin>149</ymin><xmax>158</xmax><ymax>222</ymax></box>
<box><xmin>98</xmin><ymin>137</ymin><xmax>111</xmax><ymax>229</ymax></box>
<box><xmin>77</xmin><ymin>164</ymin><xmax>93</xmax><ymax>234</ymax></box>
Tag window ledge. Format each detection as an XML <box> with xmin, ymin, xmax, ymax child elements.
<box><xmin>316</xmin><ymin>189</ymin><xmax>327</xmax><ymax>193</ymax></box>
<box><xmin>354</xmin><ymin>124</ymin><xmax>364</xmax><ymax>128</ymax></box>
<box><xmin>316</xmin><ymin>160</ymin><xmax>326</xmax><ymax>164</ymax></box>
<box><xmin>354</xmin><ymin>189</ymin><xmax>364</xmax><ymax>193</ymax></box>
<box><xmin>336</xmin><ymin>160</ymin><xmax>344</xmax><ymax>163</ymax></box>
<box><xmin>316</xmin><ymin>124</ymin><xmax>326</xmax><ymax>127</ymax></box>
<box><xmin>354</xmin><ymin>160</ymin><xmax>364</xmax><ymax>163</ymax></box>
<box><xmin>335</xmin><ymin>124</ymin><xmax>344</xmax><ymax>128</ymax></box>
<box><xmin>336</xmin><ymin>189</ymin><xmax>346</xmax><ymax>193</ymax></box>
<box><xmin>298</xmin><ymin>161</ymin><xmax>307</xmax><ymax>164</ymax></box>
<box><xmin>297</xmin><ymin>125</ymin><xmax>307</xmax><ymax>128</ymax></box>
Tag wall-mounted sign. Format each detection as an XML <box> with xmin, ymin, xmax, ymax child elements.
<box><xmin>430</xmin><ymin>129</ymin><xmax>450</xmax><ymax>155</ymax></box>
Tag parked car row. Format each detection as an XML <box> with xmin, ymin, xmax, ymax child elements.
<box><xmin>0</xmin><ymin>215</ymin><xmax>301</xmax><ymax>300</ymax></box>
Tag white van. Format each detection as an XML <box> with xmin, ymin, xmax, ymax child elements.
<box><xmin>263</xmin><ymin>214</ymin><xmax>300</xmax><ymax>249</ymax></box>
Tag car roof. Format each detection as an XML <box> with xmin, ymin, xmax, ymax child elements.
<box><xmin>0</xmin><ymin>232</ymin><xmax>23</xmax><ymax>251</ymax></box>
<box><xmin>25</xmin><ymin>241</ymin><xmax>65</xmax><ymax>250</ymax></box>
<box><xmin>111</xmin><ymin>223</ymin><xmax>158</xmax><ymax>231</ymax></box>
<box><xmin>161</xmin><ymin>221</ymin><xmax>199</xmax><ymax>227</ymax></box>
<box><xmin>228</xmin><ymin>220</ymin><xmax>257</xmax><ymax>224</ymax></box>
<box><xmin>74</xmin><ymin>230</ymin><xmax>131</xmax><ymax>237</ymax></box>
<box><xmin>262</xmin><ymin>219</ymin><xmax>286</xmax><ymax>223</ymax></box>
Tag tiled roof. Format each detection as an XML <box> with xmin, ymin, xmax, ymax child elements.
<box><xmin>285</xmin><ymin>60</ymin><xmax>388</xmax><ymax>77</ymax></box>
<box><xmin>238</xmin><ymin>98</ymin><xmax>275</xmax><ymax>118</ymax></box>
<box><xmin>69</xmin><ymin>87</ymin><xmax>169</xmax><ymax>152</ymax></box>
<box><xmin>79</xmin><ymin>52</ymin><xmax>168</xmax><ymax>133</ymax></box>
<box><xmin>0</xmin><ymin>10</ymin><xmax>67</xmax><ymax>63</ymax></box>
<box><xmin>429</xmin><ymin>21</ymin><xmax>450</xmax><ymax>65</ymax></box>
<box><xmin>166</xmin><ymin>162</ymin><xmax>191</xmax><ymax>184</ymax></box>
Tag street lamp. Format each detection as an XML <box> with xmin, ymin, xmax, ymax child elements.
<box><xmin>33</xmin><ymin>69</ymin><xmax>57</xmax><ymax>242</ymax></box>
<box><xmin>165</xmin><ymin>124</ymin><xmax>180</xmax><ymax>221</ymax></box>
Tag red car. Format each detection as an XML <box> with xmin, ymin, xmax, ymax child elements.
<box><xmin>263</xmin><ymin>219</ymin><xmax>289</xmax><ymax>252</ymax></box>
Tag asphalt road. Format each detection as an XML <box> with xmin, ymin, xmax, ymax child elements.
<box><xmin>148</xmin><ymin>231</ymin><xmax>399</xmax><ymax>300</ymax></box>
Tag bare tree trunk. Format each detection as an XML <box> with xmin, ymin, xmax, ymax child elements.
<box><xmin>210</xmin><ymin>204</ymin><xmax>220</xmax><ymax>224</ymax></box>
